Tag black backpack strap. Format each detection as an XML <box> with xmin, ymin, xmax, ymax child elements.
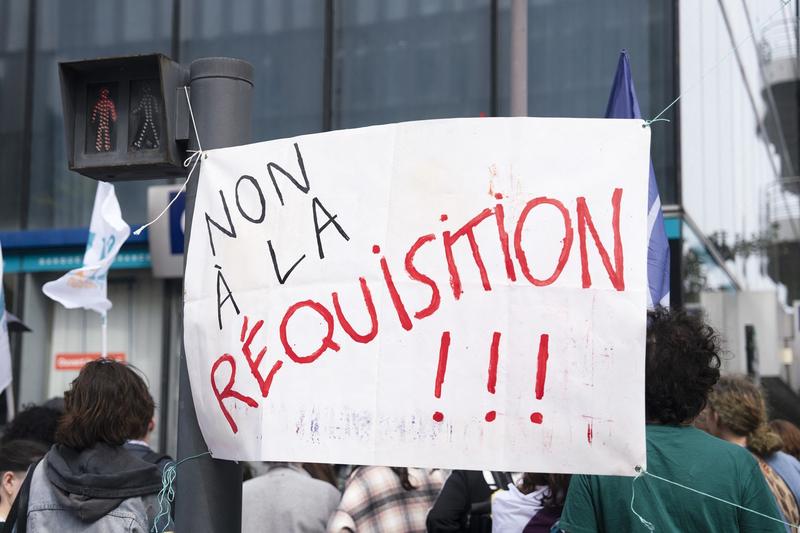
<box><xmin>491</xmin><ymin>471</ymin><xmax>512</xmax><ymax>491</ymax></box>
<box><xmin>481</xmin><ymin>470</ymin><xmax>499</xmax><ymax>491</ymax></box>
<box><xmin>3</xmin><ymin>458</ymin><xmax>40</xmax><ymax>533</ymax></box>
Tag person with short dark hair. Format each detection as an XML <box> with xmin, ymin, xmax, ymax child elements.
<box><xmin>5</xmin><ymin>359</ymin><xmax>163</xmax><ymax>533</ymax></box>
<box><xmin>0</xmin><ymin>440</ymin><xmax>48</xmax><ymax>524</ymax></box>
<box><xmin>1</xmin><ymin>405</ymin><xmax>63</xmax><ymax>447</ymax></box>
<box><xmin>559</xmin><ymin>308</ymin><xmax>784</xmax><ymax>532</ymax></box>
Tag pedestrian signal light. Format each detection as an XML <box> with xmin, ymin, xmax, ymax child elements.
<box><xmin>59</xmin><ymin>54</ymin><xmax>188</xmax><ymax>181</ymax></box>
<box><xmin>87</xmin><ymin>84</ymin><xmax>118</xmax><ymax>153</ymax></box>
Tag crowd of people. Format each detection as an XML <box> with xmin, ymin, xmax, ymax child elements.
<box><xmin>0</xmin><ymin>308</ymin><xmax>798</xmax><ymax>532</ymax></box>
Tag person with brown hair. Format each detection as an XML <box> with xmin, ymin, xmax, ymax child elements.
<box><xmin>327</xmin><ymin>466</ymin><xmax>443</xmax><ymax>532</ymax></box>
<box><xmin>3</xmin><ymin>359</ymin><xmax>163</xmax><ymax>533</ymax></box>
<box><xmin>704</xmin><ymin>375</ymin><xmax>800</xmax><ymax>528</ymax></box>
<box><xmin>772</xmin><ymin>419</ymin><xmax>800</xmax><ymax>461</ymax></box>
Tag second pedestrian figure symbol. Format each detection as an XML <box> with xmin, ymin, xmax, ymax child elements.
<box><xmin>131</xmin><ymin>85</ymin><xmax>160</xmax><ymax>150</ymax></box>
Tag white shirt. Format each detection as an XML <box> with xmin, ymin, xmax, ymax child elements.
<box><xmin>491</xmin><ymin>484</ymin><xmax>549</xmax><ymax>533</ymax></box>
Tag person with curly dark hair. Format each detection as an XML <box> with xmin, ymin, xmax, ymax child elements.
<box><xmin>1</xmin><ymin>405</ymin><xmax>63</xmax><ymax>447</ymax></box>
<box><xmin>559</xmin><ymin>308</ymin><xmax>784</xmax><ymax>532</ymax></box>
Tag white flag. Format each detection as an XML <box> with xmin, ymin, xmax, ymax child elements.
<box><xmin>43</xmin><ymin>182</ymin><xmax>130</xmax><ymax>314</ymax></box>
<box><xmin>0</xmin><ymin>243</ymin><xmax>13</xmax><ymax>392</ymax></box>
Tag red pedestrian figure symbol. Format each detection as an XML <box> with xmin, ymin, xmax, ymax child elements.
<box><xmin>131</xmin><ymin>85</ymin><xmax>160</xmax><ymax>150</ymax></box>
<box><xmin>91</xmin><ymin>87</ymin><xmax>117</xmax><ymax>152</ymax></box>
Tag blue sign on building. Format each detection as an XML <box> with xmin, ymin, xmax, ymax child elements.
<box><xmin>168</xmin><ymin>191</ymin><xmax>185</xmax><ymax>255</ymax></box>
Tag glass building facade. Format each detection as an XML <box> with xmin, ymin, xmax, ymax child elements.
<box><xmin>0</xmin><ymin>0</ymin><xmax>679</xmax><ymax>451</ymax></box>
<box><xmin>0</xmin><ymin>0</ymin><xmax>677</xmax><ymax>231</ymax></box>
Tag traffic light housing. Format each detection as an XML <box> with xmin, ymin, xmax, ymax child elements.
<box><xmin>59</xmin><ymin>54</ymin><xmax>189</xmax><ymax>181</ymax></box>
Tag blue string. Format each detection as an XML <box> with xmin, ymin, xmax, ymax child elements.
<box><xmin>151</xmin><ymin>451</ymin><xmax>212</xmax><ymax>533</ymax></box>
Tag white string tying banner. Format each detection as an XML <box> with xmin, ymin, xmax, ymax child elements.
<box><xmin>630</xmin><ymin>466</ymin><xmax>800</xmax><ymax>531</ymax></box>
<box><xmin>643</xmin><ymin>0</ymin><xmax>792</xmax><ymax>128</ymax></box>
<box><xmin>630</xmin><ymin>468</ymin><xmax>655</xmax><ymax>531</ymax></box>
<box><xmin>133</xmin><ymin>86</ymin><xmax>205</xmax><ymax>236</ymax></box>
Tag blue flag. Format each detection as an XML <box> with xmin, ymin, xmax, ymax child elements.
<box><xmin>605</xmin><ymin>51</ymin><xmax>670</xmax><ymax>308</ymax></box>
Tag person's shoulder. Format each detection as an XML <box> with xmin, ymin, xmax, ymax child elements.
<box><xmin>454</xmin><ymin>469</ymin><xmax>487</xmax><ymax>482</ymax></box>
<box><xmin>667</xmin><ymin>427</ymin><xmax>763</xmax><ymax>483</ymax></box>
<box><xmin>770</xmin><ymin>450</ymin><xmax>800</xmax><ymax>468</ymax></box>
<box><xmin>357</xmin><ymin>465</ymin><xmax>386</xmax><ymax>475</ymax></box>
<box><xmin>312</xmin><ymin>478</ymin><xmax>342</xmax><ymax>506</ymax></box>
<box><xmin>767</xmin><ymin>451</ymin><xmax>800</xmax><ymax>479</ymax></box>
<box><xmin>408</xmin><ymin>467</ymin><xmax>441</xmax><ymax>483</ymax></box>
<box><xmin>563</xmin><ymin>472</ymin><xmax>607</xmax><ymax>492</ymax></box>
<box><xmin>243</xmin><ymin>472</ymin><xmax>274</xmax><ymax>496</ymax></box>
<box><xmin>691</xmin><ymin>428</ymin><xmax>756</xmax><ymax>461</ymax></box>
<box><xmin>304</xmin><ymin>474</ymin><xmax>341</xmax><ymax>497</ymax></box>
<box><xmin>277</xmin><ymin>473</ymin><xmax>341</xmax><ymax>509</ymax></box>
<box><xmin>348</xmin><ymin>465</ymin><xmax>388</xmax><ymax>484</ymax></box>
<box><xmin>650</xmin><ymin>425</ymin><xmax>756</xmax><ymax>464</ymax></box>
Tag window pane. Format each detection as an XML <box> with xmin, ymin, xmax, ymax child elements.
<box><xmin>332</xmin><ymin>0</ymin><xmax>492</xmax><ymax>129</ymax></box>
<box><xmin>0</xmin><ymin>0</ymin><xmax>29</xmax><ymax>230</ymax></box>
<box><xmin>28</xmin><ymin>0</ymin><xmax>171</xmax><ymax>229</ymax></box>
<box><xmin>180</xmin><ymin>0</ymin><xmax>325</xmax><ymax>141</ymax></box>
<box><xmin>498</xmin><ymin>0</ymin><xmax>676</xmax><ymax>204</ymax></box>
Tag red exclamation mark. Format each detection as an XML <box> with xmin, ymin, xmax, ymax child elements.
<box><xmin>433</xmin><ymin>331</ymin><xmax>451</xmax><ymax>422</ymax></box>
<box><xmin>485</xmin><ymin>332</ymin><xmax>501</xmax><ymax>422</ymax></box>
<box><xmin>530</xmin><ymin>333</ymin><xmax>549</xmax><ymax>424</ymax></box>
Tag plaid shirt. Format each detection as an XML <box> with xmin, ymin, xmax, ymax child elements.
<box><xmin>327</xmin><ymin>467</ymin><xmax>443</xmax><ymax>533</ymax></box>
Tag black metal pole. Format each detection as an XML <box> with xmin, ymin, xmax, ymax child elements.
<box><xmin>489</xmin><ymin>0</ymin><xmax>498</xmax><ymax>117</ymax></box>
<box><xmin>175</xmin><ymin>57</ymin><xmax>253</xmax><ymax>533</ymax></box>
<box><xmin>322</xmin><ymin>0</ymin><xmax>334</xmax><ymax>132</ymax></box>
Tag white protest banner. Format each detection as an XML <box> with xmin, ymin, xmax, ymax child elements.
<box><xmin>43</xmin><ymin>182</ymin><xmax>130</xmax><ymax>315</ymax></box>
<box><xmin>0</xmin><ymin>243</ymin><xmax>13</xmax><ymax>392</ymax></box>
<box><xmin>184</xmin><ymin>117</ymin><xmax>650</xmax><ymax>476</ymax></box>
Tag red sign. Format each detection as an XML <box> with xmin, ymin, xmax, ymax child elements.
<box><xmin>54</xmin><ymin>353</ymin><xmax>126</xmax><ymax>371</ymax></box>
